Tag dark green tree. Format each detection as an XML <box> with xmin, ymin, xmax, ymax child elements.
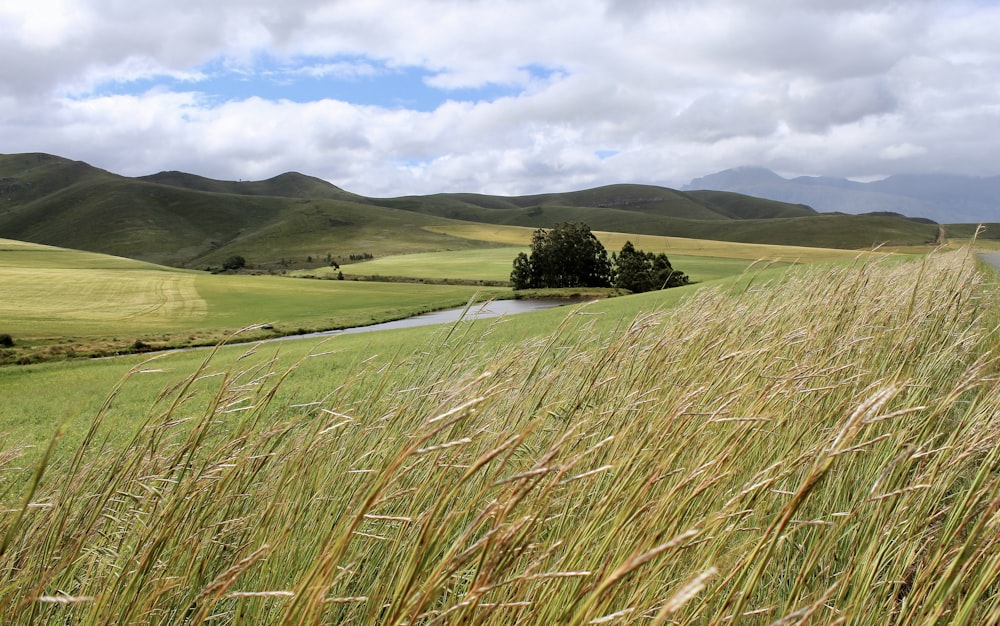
<box><xmin>649</xmin><ymin>251</ymin><xmax>688</xmax><ymax>290</ymax></box>
<box><xmin>510</xmin><ymin>252</ymin><xmax>533</xmax><ymax>289</ymax></box>
<box><xmin>612</xmin><ymin>241</ymin><xmax>689</xmax><ymax>293</ymax></box>
<box><xmin>612</xmin><ymin>241</ymin><xmax>652</xmax><ymax>293</ymax></box>
<box><xmin>510</xmin><ymin>222</ymin><xmax>613</xmax><ymax>289</ymax></box>
<box><xmin>221</xmin><ymin>255</ymin><xmax>246</xmax><ymax>271</ymax></box>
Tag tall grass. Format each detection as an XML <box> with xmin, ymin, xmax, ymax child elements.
<box><xmin>1</xmin><ymin>249</ymin><xmax>997</xmax><ymax>624</ymax></box>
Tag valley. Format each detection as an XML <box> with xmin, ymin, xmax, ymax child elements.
<box><xmin>0</xmin><ymin>153</ymin><xmax>997</xmax><ymax>625</ymax></box>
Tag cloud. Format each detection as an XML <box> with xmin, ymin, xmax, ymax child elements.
<box><xmin>785</xmin><ymin>77</ymin><xmax>899</xmax><ymax>132</ymax></box>
<box><xmin>880</xmin><ymin>142</ymin><xmax>928</xmax><ymax>160</ymax></box>
<box><xmin>1</xmin><ymin>0</ymin><xmax>999</xmax><ymax>195</ymax></box>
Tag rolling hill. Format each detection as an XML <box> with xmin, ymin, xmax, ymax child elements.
<box><xmin>0</xmin><ymin>153</ymin><xmax>495</xmax><ymax>268</ymax></box>
<box><xmin>0</xmin><ymin>152</ymin><xmax>946</xmax><ymax>268</ymax></box>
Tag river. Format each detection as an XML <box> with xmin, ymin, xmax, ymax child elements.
<box><xmin>275</xmin><ymin>298</ymin><xmax>570</xmax><ymax>341</ymax></box>
<box><xmin>979</xmin><ymin>253</ymin><xmax>1000</xmax><ymax>273</ymax></box>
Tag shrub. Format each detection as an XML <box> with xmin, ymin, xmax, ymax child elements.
<box><xmin>221</xmin><ymin>255</ymin><xmax>246</xmax><ymax>271</ymax></box>
<box><xmin>0</xmin><ymin>334</ymin><xmax>13</xmax><ymax>348</ymax></box>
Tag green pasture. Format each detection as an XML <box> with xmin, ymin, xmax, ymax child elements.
<box><xmin>423</xmin><ymin>223</ymin><xmax>883</xmax><ymax>260</ymax></box>
<box><xmin>1</xmin><ymin>229</ymin><xmax>898</xmax><ymax>366</ymax></box>
<box><xmin>422</xmin><ymin>222</ymin><xmax>916</xmax><ymax>258</ymax></box>
<box><xmin>1</xmin><ymin>242</ymin><xmax>201</xmax><ymax>337</ymax></box>
<box><xmin>0</xmin><ymin>230</ymin><xmax>916</xmax><ymax>456</ymax></box>
<box><xmin>305</xmin><ymin>247</ymin><xmax>773</xmax><ymax>284</ymax></box>
<box><xmin>305</xmin><ymin>226</ymin><xmax>878</xmax><ymax>283</ymax></box>
<box><xmin>1</xmin><ymin>250</ymin><xmax>998</xmax><ymax>623</ymax></box>
<box><xmin>0</xmin><ymin>264</ymin><xmax>778</xmax><ymax>456</ymax></box>
<box><xmin>0</xmin><ymin>239</ymin><xmax>500</xmax><ymax>348</ymax></box>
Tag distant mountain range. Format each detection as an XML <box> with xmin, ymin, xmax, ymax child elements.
<box><xmin>684</xmin><ymin>167</ymin><xmax>999</xmax><ymax>224</ymax></box>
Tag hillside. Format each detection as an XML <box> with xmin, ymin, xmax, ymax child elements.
<box><xmin>0</xmin><ymin>153</ymin><xmax>497</xmax><ymax>268</ymax></box>
<box><xmin>0</xmin><ymin>152</ymin><xmax>944</xmax><ymax>267</ymax></box>
<box><xmin>138</xmin><ymin>170</ymin><xmax>362</xmax><ymax>201</ymax></box>
<box><xmin>381</xmin><ymin>184</ymin><xmax>817</xmax><ymax>223</ymax></box>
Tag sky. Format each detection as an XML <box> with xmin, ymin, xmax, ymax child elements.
<box><xmin>2</xmin><ymin>0</ymin><xmax>999</xmax><ymax>197</ymax></box>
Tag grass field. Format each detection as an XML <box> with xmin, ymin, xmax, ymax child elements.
<box><xmin>302</xmin><ymin>225</ymin><xmax>883</xmax><ymax>284</ymax></box>
<box><xmin>422</xmin><ymin>223</ymin><xmax>890</xmax><ymax>261</ymax></box>
<box><xmin>4</xmin><ymin>154</ymin><xmax>998</xmax><ymax>623</ymax></box>
<box><xmin>0</xmin><ymin>240</ymin><xmax>203</xmax><ymax>335</ymax></box>
<box><xmin>0</xmin><ymin>249</ymin><xmax>997</xmax><ymax>624</ymax></box>
<box><xmin>307</xmin><ymin>247</ymin><xmax>777</xmax><ymax>284</ymax></box>
<box><xmin>4</xmin><ymin>229</ymin><xmax>869</xmax><ymax>363</ymax></box>
<box><xmin>0</xmin><ymin>239</ymin><xmax>503</xmax><ymax>362</ymax></box>
<box><xmin>0</xmin><ymin>267</ymin><xmax>746</xmax><ymax>455</ymax></box>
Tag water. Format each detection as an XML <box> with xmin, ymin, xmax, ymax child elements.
<box><xmin>283</xmin><ymin>299</ymin><xmax>570</xmax><ymax>340</ymax></box>
<box><xmin>979</xmin><ymin>253</ymin><xmax>1000</xmax><ymax>273</ymax></box>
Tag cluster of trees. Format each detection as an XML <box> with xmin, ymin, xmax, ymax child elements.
<box><xmin>613</xmin><ymin>241</ymin><xmax>689</xmax><ymax>292</ymax></box>
<box><xmin>510</xmin><ymin>222</ymin><xmax>689</xmax><ymax>293</ymax></box>
<box><xmin>221</xmin><ymin>255</ymin><xmax>246</xmax><ymax>271</ymax></box>
<box><xmin>510</xmin><ymin>222</ymin><xmax>612</xmax><ymax>290</ymax></box>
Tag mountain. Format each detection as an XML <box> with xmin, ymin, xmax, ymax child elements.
<box><xmin>0</xmin><ymin>153</ymin><xmax>489</xmax><ymax>267</ymax></box>
<box><xmin>0</xmin><ymin>153</ymin><xmax>945</xmax><ymax>267</ymax></box>
<box><xmin>137</xmin><ymin>170</ymin><xmax>362</xmax><ymax>201</ymax></box>
<box><xmin>684</xmin><ymin>167</ymin><xmax>1000</xmax><ymax>223</ymax></box>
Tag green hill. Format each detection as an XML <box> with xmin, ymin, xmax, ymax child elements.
<box><xmin>380</xmin><ymin>187</ymin><xmax>937</xmax><ymax>248</ymax></box>
<box><xmin>138</xmin><ymin>169</ymin><xmax>362</xmax><ymax>201</ymax></box>
<box><xmin>0</xmin><ymin>152</ymin><xmax>943</xmax><ymax>267</ymax></box>
<box><xmin>0</xmin><ymin>154</ymin><xmax>497</xmax><ymax>268</ymax></box>
<box><xmin>381</xmin><ymin>184</ymin><xmax>819</xmax><ymax>223</ymax></box>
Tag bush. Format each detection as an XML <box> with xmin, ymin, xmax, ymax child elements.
<box><xmin>0</xmin><ymin>334</ymin><xmax>13</xmax><ymax>348</ymax></box>
<box><xmin>222</xmin><ymin>255</ymin><xmax>247</xmax><ymax>271</ymax></box>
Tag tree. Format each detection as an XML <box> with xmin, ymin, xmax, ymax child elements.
<box><xmin>612</xmin><ymin>241</ymin><xmax>689</xmax><ymax>293</ymax></box>
<box><xmin>222</xmin><ymin>255</ymin><xmax>246</xmax><ymax>271</ymax></box>
<box><xmin>510</xmin><ymin>222</ymin><xmax>613</xmax><ymax>289</ymax></box>
<box><xmin>510</xmin><ymin>252</ymin><xmax>533</xmax><ymax>289</ymax></box>
<box><xmin>613</xmin><ymin>241</ymin><xmax>651</xmax><ymax>293</ymax></box>
<box><xmin>648</xmin><ymin>251</ymin><xmax>688</xmax><ymax>290</ymax></box>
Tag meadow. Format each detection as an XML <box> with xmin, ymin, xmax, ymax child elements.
<box><xmin>301</xmin><ymin>224</ymin><xmax>876</xmax><ymax>284</ymax></box>
<box><xmin>0</xmin><ymin>239</ymin><xmax>502</xmax><ymax>363</ymax></box>
<box><xmin>421</xmin><ymin>223</ymin><xmax>889</xmax><ymax>261</ymax></box>
<box><xmin>3</xmin><ymin>226</ymin><xmax>877</xmax><ymax>364</ymax></box>
<box><xmin>1</xmin><ymin>242</ymin><xmax>998</xmax><ymax>624</ymax></box>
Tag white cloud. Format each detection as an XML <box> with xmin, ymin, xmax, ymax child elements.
<box><xmin>880</xmin><ymin>142</ymin><xmax>928</xmax><ymax>160</ymax></box>
<box><xmin>1</xmin><ymin>0</ymin><xmax>999</xmax><ymax>195</ymax></box>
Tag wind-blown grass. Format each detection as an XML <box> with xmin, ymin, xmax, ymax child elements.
<box><xmin>1</xmin><ymin>249</ymin><xmax>997</xmax><ymax>624</ymax></box>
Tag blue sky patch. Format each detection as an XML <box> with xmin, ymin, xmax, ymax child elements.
<box><xmin>89</xmin><ymin>55</ymin><xmax>531</xmax><ymax>110</ymax></box>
